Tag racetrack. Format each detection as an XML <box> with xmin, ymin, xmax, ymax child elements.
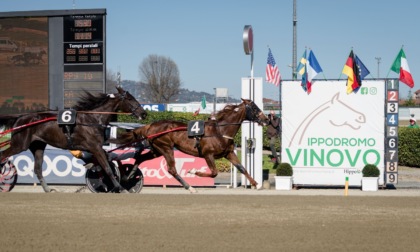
<box><xmin>1</xmin><ymin>192</ymin><xmax>420</xmax><ymax>252</ymax></box>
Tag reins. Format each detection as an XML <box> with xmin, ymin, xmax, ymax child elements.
<box><xmin>77</xmin><ymin>111</ymin><xmax>131</xmax><ymax>115</ymax></box>
<box><xmin>0</xmin><ymin>116</ymin><xmax>57</xmax><ymax>138</ymax></box>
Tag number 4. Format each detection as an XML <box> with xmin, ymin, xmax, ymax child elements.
<box><xmin>191</xmin><ymin>121</ymin><xmax>201</xmax><ymax>133</ymax></box>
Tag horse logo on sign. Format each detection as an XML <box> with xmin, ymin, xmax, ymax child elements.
<box><xmin>288</xmin><ymin>92</ymin><xmax>366</xmax><ymax>147</ymax></box>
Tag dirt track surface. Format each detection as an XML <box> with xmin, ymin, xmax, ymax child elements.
<box><xmin>1</xmin><ymin>191</ymin><xmax>420</xmax><ymax>252</ymax></box>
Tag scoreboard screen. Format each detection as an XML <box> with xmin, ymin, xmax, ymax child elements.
<box><xmin>63</xmin><ymin>13</ymin><xmax>105</xmax><ymax>107</ymax></box>
<box><xmin>0</xmin><ymin>9</ymin><xmax>106</xmax><ymax>113</ymax></box>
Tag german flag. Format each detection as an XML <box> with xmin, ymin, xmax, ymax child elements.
<box><xmin>342</xmin><ymin>50</ymin><xmax>361</xmax><ymax>94</ymax></box>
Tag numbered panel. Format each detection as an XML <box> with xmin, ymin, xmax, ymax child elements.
<box><xmin>187</xmin><ymin>120</ymin><xmax>204</xmax><ymax>137</ymax></box>
<box><xmin>386</xmin><ymin>114</ymin><xmax>399</xmax><ymax>126</ymax></box>
<box><xmin>386</xmin><ymin>161</ymin><xmax>398</xmax><ymax>173</ymax></box>
<box><xmin>387</xmin><ymin>90</ymin><xmax>399</xmax><ymax>101</ymax></box>
<box><xmin>387</xmin><ymin>102</ymin><xmax>399</xmax><ymax>114</ymax></box>
<box><xmin>385</xmin><ymin>80</ymin><xmax>398</xmax><ymax>184</ymax></box>
<box><xmin>386</xmin><ymin>173</ymin><xmax>398</xmax><ymax>184</ymax></box>
<box><xmin>386</xmin><ymin>126</ymin><xmax>398</xmax><ymax>138</ymax></box>
<box><xmin>57</xmin><ymin>109</ymin><xmax>77</xmax><ymax>125</ymax></box>
<box><xmin>387</xmin><ymin>137</ymin><xmax>398</xmax><ymax>150</ymax></box>
<box><xmin>387</xmin><ymin>79</ymin><xmax>399</xmax><ymax>90</ymax></box>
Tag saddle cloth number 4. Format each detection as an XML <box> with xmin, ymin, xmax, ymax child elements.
<box><xmin>57</xmin><ymin>109</ymin><xmax>77</xmax><ymax>125</ymax></box>
<box><xmin>188</xmin><ymin>120</ymin><xmax>204</xmax><ymax>137</ymax></box>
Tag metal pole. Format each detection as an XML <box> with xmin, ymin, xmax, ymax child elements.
<box><xmin>251</xmin><ymin>50</ymin><xmax>254</xmax><ymax>79</ymax></box>
<box><xmin>213</xmin><ymin>88</ymin><xmax>216</xmax><ymax>112</ymax></box>
<box><xmin>375</xmin><ymin>57</ymin><xmax>381</xmax><ymax>78</ymax></box>
<box><xmin>292</xmin><ymin>0</ymin><xmax>297</xmax><ymax>80</ymax></box>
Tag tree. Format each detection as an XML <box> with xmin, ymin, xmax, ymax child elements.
<box><xmin>139</xmin><ymin>55</ymin><xmax>181</xmax><ymax>103</ymax></box>
<box><xmin>106</xmin><ymin>69</ymin><xmax>119</xmax><ymax>93</ymax></box>
<box><xmin>403</xmin><ymin>90</ymin><xmax>416</xmax><ymax>107</ymax></box>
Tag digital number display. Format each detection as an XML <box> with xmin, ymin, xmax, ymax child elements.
<box><xmin>74</xmin><ymin>19</ymin><xmax>92</xmax><ymax>28</ymax></box>
<box><xmin>78</xmin><ymin>48</ymin><xmax>88</xmax><ymax>54</ymax></box>
<box><xmin>66</xmin><ymin>48</ymin><xmax>76</xmax><ymax>55</ymax></box>
<box><xmin>90</xmin><ymin>55</ymin><xmax>101</xmax><ymax>62</ymax></box>
<box><xmin>74</xmin><ymin>32</ymin><xmax>92</xmax><ymax>40</ymax></box>
<box><xmin>90</xmin><ymin>48</ymin><xmax>100</xmax><ymax>54</ymax></box>
<box><xmin>64</xmin><ymin>91</ymin><xmax>100</xmax><ymax>108</ymax></box>
<box><xmin>64</xmin><ymin>15</ymin><xmax>103</xmax><ymax>42</ymax></box>
<box><xmin>64</xmin><ymin>43</ymin><xmax>103</xmax><ymax>64</ymax></box>
<box><xmin>64</xmin><ymin>81</ymin><xmax>103</xmax><ymax>90</ymax></box>
<box><xmin>64</xmin><ymin>72</ymin><xmax>103</xmax><ymax>81</ymax></box>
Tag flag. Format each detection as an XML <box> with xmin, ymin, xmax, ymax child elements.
<box><xmin>306</xmin><ymin>50</ymin><xmax>323</xmax><ymax>94</ymax></box>
<box><xmin>391</xmin><ymin>48</ymin><xmax>414</xmax><ymax>88</ymax></box>
<box><xmin>342</xmin><ymin>50</ymin><xmax>370</xmax><ymax>94</ymax></box>
<box><xmin>342</xmin><ymin>50</ymin><xmax>359</xmax><ymax>94</ymax></box>
<box><xmin>266</xmin><ymin>48</ymin><xmax>281</xmax><ymax>86</ymax></box>
<box><xmin>193</xmin><ymin>107</ymin><xmax>200</xmax><ymax>116</ymax></box>
<box><xmin>296</xmin><ymin>50</ymin><xmax>307</xmax><ymax>76</ymax></box>
<box><xmin>355</xmin><ymin>55</ymin><xmax>370</xmax><ymax>80</ymax></box>
<box><xmin>201</xmin><ymin>95</ymin><xmax>206</xmax><ymax>109</ymax></box>
<box><xmin>296</xmin><ymin>49</ymin><xmax>308</xmax><ymax>92</ymax></box>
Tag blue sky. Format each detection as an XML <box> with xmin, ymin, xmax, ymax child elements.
<box><xmin>2</xmin><ymin>0</ymin><xmax>420</xmax><ymax>101</ymax></box>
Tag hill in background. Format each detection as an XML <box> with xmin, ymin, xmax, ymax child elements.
<box><xmin>121</xmin><ymin>80</ymin><xmax>280</xmax><ymax>110</ymax></box>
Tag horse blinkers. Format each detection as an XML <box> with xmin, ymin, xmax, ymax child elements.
<box><xmin>245</xmin><ymin>101</ymin><xmax>268</xmax><ymax>125</ymax></box>
<box><xmin>118</xmin><ymin>91</ymin><xmax>147</xmax><ymax>120</ymax></box>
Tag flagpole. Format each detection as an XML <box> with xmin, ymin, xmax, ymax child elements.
<box><xmin>251</xmin><ymin>49</ymin><xmax>254</xmax><ymax>79</ymax></box>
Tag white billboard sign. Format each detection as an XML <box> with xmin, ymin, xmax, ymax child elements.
<box><xmin>282</xmin><ymin>80</ymin><xmax>385</xmax><ymax>186</ymax></box>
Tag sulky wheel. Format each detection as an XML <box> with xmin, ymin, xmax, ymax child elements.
<box><xmin>119</xmin><ymin>164</ymin><xmax>144</xmax><ymax>193</ymax></box>
<box><xmin>0</xmin><ymin>160</ymin><xmax>18</xmax><ymax>192</ymax></box>
<box><xmin>85</xmin><ymin>161</ymin><xmax>121</xmax><ymax>193</ymax></box>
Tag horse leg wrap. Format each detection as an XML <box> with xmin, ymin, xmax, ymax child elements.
<box><xmin>39</xmin><ymin>178</ymin><xmax>52</xmax><ymax>193</ymax></box>
<box><xmin>174</xmin><ymin>174</ymin><xmax>191</xmax><ymax>190</ymax></box>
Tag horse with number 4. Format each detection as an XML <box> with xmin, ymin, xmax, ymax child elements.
<box><xmin>0</xmin><ymin>87</ymin><xmax>147</xmax><ymax>193</ymax></box>
<box><xmin>109</xmin><ymin>98</ymin><xmax>269</xmax><ymax>193</ymax></box>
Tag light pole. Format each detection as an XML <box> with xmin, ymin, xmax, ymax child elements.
<box><xmin>375</xmin><ymin>57</ymin><xmax>381</xmax><ymax>78</ymax></box>
<box><xmin>288</xmin><ymin>64</ymin><xmax>297</xmax><ymax>80</ymax></box>
<box><xmin>292</xmin><ymin>0</ymin><xmax>297</xmax><ymax>80</ymax></box>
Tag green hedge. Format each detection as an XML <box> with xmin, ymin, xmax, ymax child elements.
<box><xmin>118</xmin><ymin>111</ymin><xmax>281</xmax><ymax>151</ymax></box>
<box><xmin>398</xmin><ymin>127</ymin><xmax>420</xmax><ymax>167</ymax></box>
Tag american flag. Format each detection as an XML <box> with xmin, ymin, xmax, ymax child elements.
<box><xmin>266</xmin><ymin>48</ymin><xmax>281</xmax><ymax>86</ymax></box>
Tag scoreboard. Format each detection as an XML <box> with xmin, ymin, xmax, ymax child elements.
<box><xmin>0</xmin><ymin>9</ymin><xmax>106</xmax><ymax>112</ymax></box>
<box><xmin>385</xmin><ymin>80</ymin><xmax>399</xmax><ymax>184</ymax></box>
<box><xmin>63</xmin><ymin>14</ymin><xmax>105</xmax><ymax>107</ymax></box>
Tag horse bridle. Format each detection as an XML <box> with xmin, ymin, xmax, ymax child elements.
<box><xmin>119</xmin><ymin>91</ymin><xmax>143</xmax><ymax>116</ymax></box>
<box><xmin>245</xmin><ymin>101</ymin><xmax>264</xmax><ymax>124</ymax></box>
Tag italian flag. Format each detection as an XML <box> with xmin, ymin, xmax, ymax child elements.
<box><xmin>390</xmin><ymin>48</ymin><xmax>414</xmax><ymax>88</ymax></box>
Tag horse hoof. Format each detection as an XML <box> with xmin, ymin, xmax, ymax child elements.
<box><xmin>188</xmin><ymin>186</ymin><xmax>197</xmax><ymax>193</ymax></box>
<box><xmin>188</xmin><ymin>168</ymin><xmax>197</xmax><ymax>175</ymax></box>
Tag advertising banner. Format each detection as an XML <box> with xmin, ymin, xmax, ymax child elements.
<box><xmin>12</xmin><ymin>148</ymin><xmax>214</xmax><ymax>186</ymax></box>
<box><xmin>281</xmin><ymin>80</ymin><xmax>385</xmax><ymax>186</ymax></box>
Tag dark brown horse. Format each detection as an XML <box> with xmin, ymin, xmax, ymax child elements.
<box><xmin>0</xmin><ymin>87</ymin><xmax>147</xmax><ymax>193</ymax></box>
<box><xmin>110</xmin><ymin>99</ymin><xmax>268</xmax><ymax>193</ymax></box>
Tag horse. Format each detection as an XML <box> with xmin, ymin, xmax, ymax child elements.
<box><xmin>0</xmin><ymin>86</ymin><xmax>147</xmax><ymax>193</ymax></box>
<box><xmin>109</xmin><ymin>98</ymin><xmax>269</xmax><ymax>193</ymax></box>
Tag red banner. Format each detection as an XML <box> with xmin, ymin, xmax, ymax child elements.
<box><xmin>115</xmin><ymin>150</ymin><xmax>214</xmax><ymax>186</ymax></box>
